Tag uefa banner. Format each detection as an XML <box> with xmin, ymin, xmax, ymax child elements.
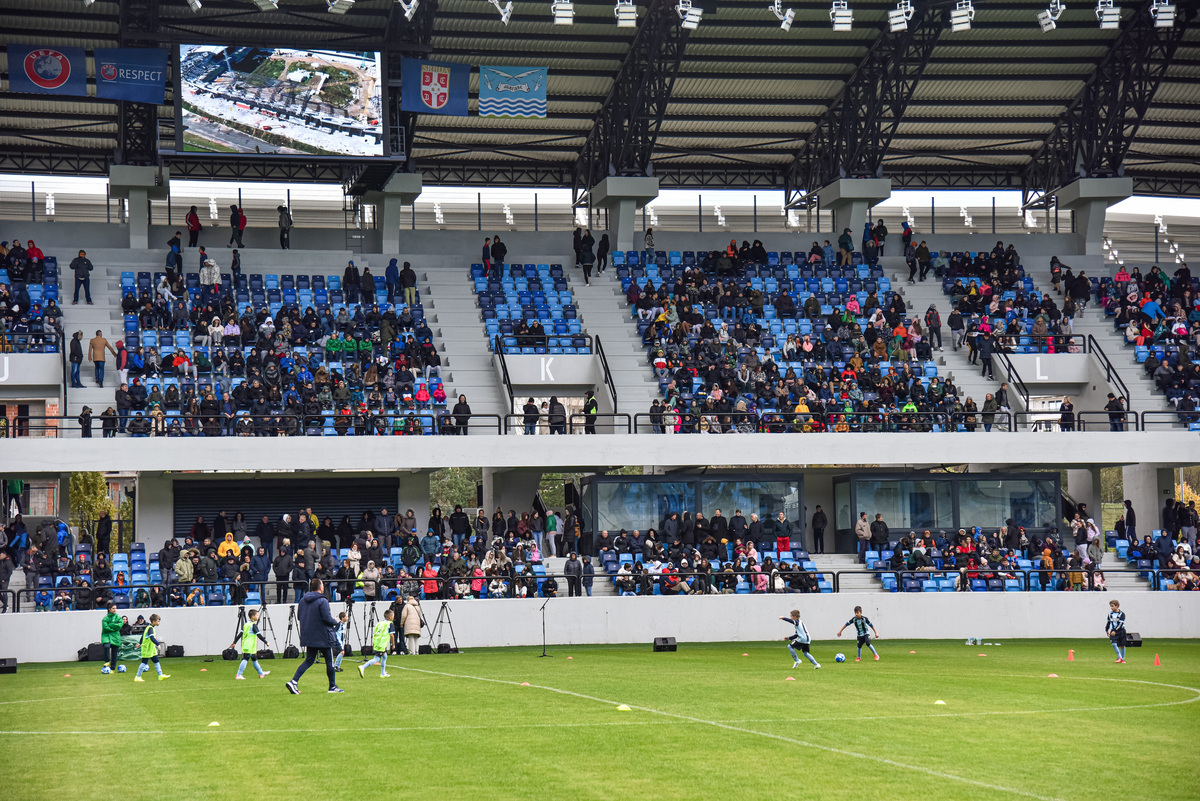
<box><xmin>478</xmin><ymin>66</ymin><xmax>547</xmax><ymax>118</ymax></box>
<box><xmin>400</xmin><ymin>58</ymin><xmax>469</xmax><ymax>117</ymax></box>
<box><xmin>6</xmin><ymin>45</ymin><xmax>87</xmax><ymax>97</ymax></box>
<box><xmin>94</xmin><ymin>48</ymin><xmax>169</xmax><ymax>104</ymax></box>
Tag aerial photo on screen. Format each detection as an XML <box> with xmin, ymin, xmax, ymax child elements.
<box><xmin>178</xmin><ymin>45</ymin><xmax>383</xmax><ymax>157</ymax></box>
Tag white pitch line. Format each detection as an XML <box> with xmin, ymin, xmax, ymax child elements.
<box><xmin>0</xmin><ymin>720</ymin><xmax>670</xmax><ymax>736</ymax></box>
<box><xmin>385</xmin><ymin>664</ymin><xmax>1071</xmax><ymax>801</ymax></box>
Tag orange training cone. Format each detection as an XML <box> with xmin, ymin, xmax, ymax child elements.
<box><xmin>1068</xmin><ymin>649</ymin><xmax>1074</xmax><ymax>662</ymax></box>
<box><xmin>1154</xmin><ymin>653</ymin><xmax>1161</xmax><ymax>666</ymax></box>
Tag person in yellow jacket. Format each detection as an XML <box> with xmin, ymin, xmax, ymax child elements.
<box><xmin>217</xmin><ymin>533</ymin><xmax>238</xmax><ymax>559</ymax></box>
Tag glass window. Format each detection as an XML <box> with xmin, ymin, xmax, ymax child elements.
<box><xmin>853</xmin><ymin>480</ymin><xmax>953</xmax><ymax>531</ymax></box>
<box><xmin>594</xmin><ymin>481</ymin><xmax>695</xmax><ymax>535</ymax></box>
<box><xmin>835</xmin><ymin>481</ymin><xmax>851</xmax><ymax>530</ymax></box>
<box><xmin>957</xmin><ymin>479</ymin><xmax>1057</xmax><ymax>530</ymax></box>
<box><xmin>700</xmin><ymin>480</ymin><xmax>801</xmax><ymax>527</ymax></box>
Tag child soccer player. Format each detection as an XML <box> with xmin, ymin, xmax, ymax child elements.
<box><xmin>231</xmin><ymin>608</ymin><xmax>272</xmax><ymax>680</ymax></box>
<box><xmin>134</xmin><ymin>614</ymin><xmax>170</xmax><ymax>681</ymax></box>
<box><xmin>1106</xmin><ymin>599</ymin><xmax>1127</xmax><ymax>663</ymax></box>
<box><xmin>837</xmin><ymin>605</ymin><xmax>880</xmax><ymax>662</ymax></box>
<box><xmin>332</xmin><ymin>611</ymin><xmax>349</xmax><ymax>673</ymax></box>
<box><xmin>358</xmin><ymin>608</ymin><xmax>395</xmax><ymax>678</ymax></box>
<box><xmin>779</xmin><ymin>609</ymin><xmax>820</xmax><ymax>670</ymax></box>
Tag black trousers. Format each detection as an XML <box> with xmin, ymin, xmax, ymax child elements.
<box><xmin>280</xmin><ymin>228</ymin><xmax>290</xmax><ymax>249</ymax></box>
<box><xmin>567</xmin><ymin>576</ymin><xmax>582</xmax><ymax>597</ymax></box>
<box><xmin>188</xmin><ymin>230</ymin><xmax>199</xmax><ymax>247</ymax></box>
<box><xmin>813</xmin><ymin>527</ymin><xmax>824</xmax><ymax>553</ymax></box>
<box><xmin>104</xmin><ymin>643</ymin><xmax>119</xmax><ymax>670</ymax></box>
<box><xmin>292</xmin><ymin>646</ymin><xmax>337</xmax><ymax>689</ymax></box>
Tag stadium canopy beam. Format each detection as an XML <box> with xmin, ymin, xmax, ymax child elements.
<box><xmin>115</xmin><ymin>0</ymin><xmax>163</xmax><ymax>167</ymax></box>
<box><xmin>1021</xmin><ymin>0</ymin><xmax>1195</xmax><ymax>207</ymax></box>
<box><xmin>782</xmin><ymin>2</ymin><xmax>948</xmax><ymax>210</ymax></box>
<box><xmin>571</xmin><ymin>0</ymin><xmax>691</xmax><ymax>206</ymax></box>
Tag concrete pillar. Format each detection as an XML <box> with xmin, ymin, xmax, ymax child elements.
<box><xmin>134</xmin><ymin>472</ymin><xmax>173</xmax><ymax>544</ymax></box>
<box><xmin>108</xmin><ymin>165</ymin><xmax>168</xmax><ymax>250</ymax></box>
<box><xmin>1066</xmin><ymin>468</ymin><xmax>1101</xmax><ymax>525</ymax></box>
<box><xmin>816</xmin><ymin>178</ymin><xmax>891</xmax><ymax>239</ymax></box>
<box><xmin>1056</xmin><ymin>177</ymin><xmax>1133</xmax><ymax>258</ymax></box>
<box><xmin>481</xmin><ymin>467</ymin><xmax>543</xmax><ymax>516</ymax></box>
<box><xmin>591</xmin><ymin>177</ymin><xmax>659</xmax><ymax>253</ymax></box>
<box><xmin>397</xmin><ymin>471</ymin><xmax>431</xmax><ymax>531</ymax></box>
<box><xmin>365</xmin><ymin>172</ymin><xmax>423</xmax><ymax>256</ymax></box>
<box><xmin>1122</xmin><ymin>463</ymin><xmax>1174</xmax><ymax>536</ymax></box>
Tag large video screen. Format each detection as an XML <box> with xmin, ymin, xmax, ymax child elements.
<box><xmin>177</xmin><ymin>45</ymin><xmax>383</xmax><ymax>157</ymax></box>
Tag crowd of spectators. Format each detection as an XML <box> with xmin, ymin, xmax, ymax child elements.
<box><xmin>0</xmin><ymin>239</ymin><xmax>64</xmax><ymax>352</ymax></box>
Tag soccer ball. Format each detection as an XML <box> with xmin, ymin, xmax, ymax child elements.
<box><xmin>101</xmin><ymin>666</ymin><xmax>111</xmax><ymax>674</ymax></box>
<box><xmin>835</xmin><ymin>653</ymin><xmax>846</xmax><ymax>663</ymax></box>
<box><xmin>117</xmin><ymin>664</ymin><xmax>127</xmax><ymax>673</ymax></box>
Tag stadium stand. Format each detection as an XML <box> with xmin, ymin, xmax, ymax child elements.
<box><xmin>0</xmin><ymin>241</ymin><xmax>64</xmax><ymax>354</ymax></box>
<box><xmin>473</xmin><ymin>261</ymin><xmax>592</xmax><ymax>355</ymax></box>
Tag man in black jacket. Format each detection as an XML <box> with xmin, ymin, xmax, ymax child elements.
<box><xmin>490</xmin><ymin>235</ymin><xmax>508</xmax><ymax>266</ymax></box>
<box><xmin>400</xmin><ymin>262</ymin><xmax>418</xmax><ymax>307</ymax></box>
<box><xmin>452</xmin><ymin>395</ymin><xmax>472</xmax><ymax>435</ymax></box>
<box><xmin>563</xmin><ymin>552</ymin><xmax>583</xmax><ymax>597</ymax></box>
<box><xmin>286</xmin><ymin>579</ymin><xmax>343</xmax><ymax>694</ymax></box>
<box><xmin>69</xmin><ymin>331</ymin><xmax>84</xmax><ymax>387</ymax></box>
<box><xmin>272</xmin><ymin>548</ymin><xmax>292</xmax><ymax>603</ymax></box>
<box><xmin>869</xmin><ymin>513</ymin><xmax>890</xmax><ymax>550</ymax></box>
<box><xmin>811</xmin><ymin>505</ymin><xmax>828</xmax><ymax>554</ymax></box>
<box><xmin>70</xmin><ymin>250</ymin><xmax>94</xmax><ymax>305</ymax></box>
<box><xmin>448</xmin><ymin>504</ymin><xmax>471</xmax><ymax>550</ymax></box>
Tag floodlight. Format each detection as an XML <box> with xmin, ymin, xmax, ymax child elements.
<box><xmin>328</xmin><ymin>0</ymin><xmax>354</xmax><ymax>13</ymax></box>
<box><xmin>551</xmin><ymin>0</ymin><xmax>574</xmax><ymax>24</ymax></box>
<box><xmin>187</xmin><ymin>0</ymin><xmax>202</xmax><ymax>11</ymax></box>
<box><xmin>1038</xmin><ymin>0</ymin><xmax>1063</xmax><ymax>30</ymax></box>
<box><xmin>888</xmin><ymin>0</ymin><xmax>914</xmax><ymax>31</ymax></box>
<box><xmin>253</xmin><ymin>0</ymin><xmax>278</xmax><ymax>9</ymax></box>
<box><xmin>1095</xmin><ymin>0</ymin><xmax>1119</xmax><ymax>27</ymax></box>
<box><xmin>398</xmin><ymin>0</ymin><xmax>421</xmax><ymax>20</ymax></box>
<box><xmin>950</xmin><ymin>0</ymin><xmax>974</xmax><ymax>30</ymax></box>
<box><xmin>83</xmin><ymin>0</ymin><xmax>97</xmax><ymax>6</ymax></box>
<box><xmin>615</xmin><ymin>0</ymin><xmax>638</xmax><ymax>26</ymax></box>
<box><xmin>489</xmin><ymin>0</ymin><xmax>513</xmax><ymax>24</ymax></box>
<box><xmin>1151</xmin><ymin>0</ymin><xmax>1175</xmax><ymax>26</ymax></box>
<box><xmin>830</xmin><ymin>0</ymin><xmax>853</xmax><ymax>31</ymax></box>
<box><xmin>676</xmin><ymin>0</ymin><xmax>703</xmax><ymax>29</ymax></box>
<box><xmin>770</xmin><ymin>0</ymin><xmax>795</xmax><ymax>30</ymax></box>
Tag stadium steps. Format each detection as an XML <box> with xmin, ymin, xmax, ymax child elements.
<box><xmin>543</xmin><ymin>556</ymin><xmax>616</xmax><ymax>596</ymax></box>
<box><xmin>1100</xmin><ymin>551</ymin><xmax>1154</xmax><ymax>592</ymax></box>
<box><xmin>570</xmin><ymin>268</ymin><xmax>662</xmax><ymax>418</ymax></box>
<box><xmin>809</xmin><ymin>553</ymin><xmax>884</xmax><ymax>592</ymax></box>
<box><xmin>885</xmin><ymin>256</ymin><xmax>1003</xmax><ymax>409</ymax></box>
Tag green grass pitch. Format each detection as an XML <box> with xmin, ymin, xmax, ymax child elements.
<box><xmin>1</xmin><ymin>639</ymin><xmax>1196</xmax><ymax>800</ymax></box>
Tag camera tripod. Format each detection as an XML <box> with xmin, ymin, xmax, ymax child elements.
<box><xmin>429</xmin><ymin>601</ymin><xmax>459</xmax><ymax>652</ymax></box>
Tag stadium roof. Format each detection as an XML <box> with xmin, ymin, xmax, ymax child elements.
<box><xmin>1</xmin><ymin>0</ymin><xmax>1198</xmax><ymax>196</ymax></box>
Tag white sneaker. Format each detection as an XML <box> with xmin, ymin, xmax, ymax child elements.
<box><xmin>813</xmin><ymin>663</ymin><xmax>821</xmax><ymax>669</ymax></box>
<box><xmin>258</xmin><ymin>671</ymin><xmax>270</xmax><ymax>678</ymax></box>
<box><xmin>792</xmin><ymin>660</ymin><xmax>800</xmax><ymax>669</ymax></box>
<box><xmin>234</xmin><ymin>675</ymin><xmax>246</xmax><ymax>680</ymax></box>
<box><xmin>380</xmin><ymin>672</ymin><xmax>390</xmax><ymax>677</ymax></box>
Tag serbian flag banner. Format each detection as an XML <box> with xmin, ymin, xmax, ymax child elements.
<box><xmin>400</xmin><ymin>58</ymin><xmax>469</xmax><ymax>116</ymax></box>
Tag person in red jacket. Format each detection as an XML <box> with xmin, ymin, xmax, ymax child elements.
<box><xmin>185</xmin><ymin>206</ymin><xmax>202</xmax><ymax>247</ymax></box>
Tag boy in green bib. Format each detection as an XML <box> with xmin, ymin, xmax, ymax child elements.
<box><xmin>134</xmin><ymin>614</ymin><xmax>170</xmax><ymax>681</ymax></box>
<box><xmin>358</xmin><ymin>608</ymin><xmax>395</xmax><ymax>678</ymax></box>
<box><xmin>231</xmin><ymin>608</ymin><xmax>272</xmax><ymax>679</ymax></box>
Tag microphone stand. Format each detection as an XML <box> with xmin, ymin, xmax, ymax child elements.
<box><xmin>538</xmin><ymin>596</ymin><xmax>551</xmax><ymax>657</ymax></box>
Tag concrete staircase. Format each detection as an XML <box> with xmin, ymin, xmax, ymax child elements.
<box><xmin>569</xmin><ymin>266</ymin><xmax>661</xmax><ymax>419</ymax></box>
<box><xmin>811</xmin><ymin>553</ymin><xmax>883</xmax><ymax>592</ymax></box>
<box><xmin>544</xmin><ymin>555</ymin><xmax>616</xmax><ymax>596</ymax></box>
<box><xmin>883</xmin><ymin>256</ymin><xmax>1004</xmax><ymax>407</ymax></box>
<box><xmin>1100</xmin><ymin>550</ymin><xmax>1155</xmax><ymax>592</ymax></box>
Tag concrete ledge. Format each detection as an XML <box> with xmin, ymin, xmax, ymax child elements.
<box><xmin>107</xmin><ymin>165</ymin><xmax>169</xmax><ymax>200</ymax></box>
<box><xmin>2</xmin><ymin>591</ymin><xmax>1196</xmax><ymax>663</ymax></box>
<box><xmin>1056</xmin><ymin>177</ymin><xmax>1134</xmax><ymax>208</ymax></box>
<box><xmin>816</xmin><ymin>177</ymin><xmax>892</xmax><ymax>206</ymax></box>
<box><xmin>590</xmin><ymin>176</ymin><xmax>660</xmax><ymax>207</ymax></box>
<box><xmin>0</xmin><ymin>430</ymin><xmax>1194</xmax><ymax>473</ymax></box>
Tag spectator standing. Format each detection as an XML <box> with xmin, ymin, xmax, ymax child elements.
<box><xmin>1123</xmin><ymin>500</ymin><xmax>1137</xmax><ymax>542</ymax></box>
<box><xmin>228</xmin><ymin>205</ymin><xmax>246</xmax><ymax>248</ymax></box>
<box><xmin>481</xmin><ymin>237</ymin><xmax>492</xmax><ymax>276</ymax></box>
<box><xmin>399</xmin><ymin>595</ymin><xmax>422</xmax><ymax>655</ymax></box>
<box><xmin>491</xmin><ymin>235</ymin><xmax>508</xmax><ymax>267</ymax></box>
<box><xmin>580</xmin><ymin>229</ymin><xmax>595</xmax><ymax>285</ymax></box>
<box><xmin>581</xmin><ymin>555</ymin><xmax>594</xmax><ymax>596</ymax></box>
<box><xmin>811</xmin><ymin>505</ymin><xmax>827</xmax><ymax>554</ymax></box>
<box><xmin>69</xmin><ymin>331</ymin><xmax>84</xmax><ymax>387</ymax></box>
<box><xmin>70</xmin><ymin>250</ymin><xmax>94</xmax><ymax>305</ymax></box>
<box><xmin>185</xmin><ymin>205</ymin><xmax>202</xmax><ymax>247</ymax></box>
<box><xmin>343</xmin><ymin>260</ymin><xmax>361</xmax><ymax>304</ymax></box>
<box><xmin>384</xmin><ymin>259</ymin><xmax>400</xmax><ymax>299</ymax></box>
<box><xmin>88</xmin><ymin>329</ymin><xmax>116</xmax><ymax>388</ymax></box>
<box><xmin>522</xmin><ymin>397</ymin><xmax>540</xmax><ymax>435</ymax></box>
<box><xmin>564</xmin><ymin>552</ymin><xmax>583</xmax><ymax>597</ymax></box>
<box><xmin>582</xmin><ymin>390</ymin><xmax>598</xmax><ymax>434</ymax></box>
<box><xmin>452</xmin><ymin>394</ymin><xmax>472</xmax><ymax>435</ymax></box>
<box><xmin>400</xmin><ymin>261</ymin><xmax>417</xmax><ymax>307</ymax></box>
<box><xmin>869</xmin><ymin>513</ymin><xmax>890</xmax><ymax>552</ymax></box>
<box><xmin>854</xmin><ymin>512</ymin><xmax>870</xmax><ymax>561</ymax></box>
<box><xmin>277</xmin><ymin>205</ymin><xmax>292</xmax><ymax>250</ymax></box>
<box><xmin>597</xmin><ymin>234</ymin><xmax>610</xmax><ymax>274</ymax></box>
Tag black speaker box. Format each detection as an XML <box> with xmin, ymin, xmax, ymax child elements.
<box><xmin>653</xmin><ymin>636</ymin><xmax>677</xmax><ymax>652</ymax></box>
<box><xmin>1127</xmin><ymin>632</ymin><xmax>1143</xmax><ymax>647</ymax></box>
<box><xmin>87</xmin><ymin>642</ymin><xmax>105</xmax><ymax>662</ymax></box>
<box><xmin>418</xmin><ymin>644</ymin><xmax>433</xmax><ymax>654</ymax></box>
<box><xmin>0</xmin><ymin>657</ymin><xmax>15</xmax><ymax>674</ymax></box>
<box><xmin>166</xmin><ymin>645</ymin><xmax>184</xmax><ymax>658</ymax></box>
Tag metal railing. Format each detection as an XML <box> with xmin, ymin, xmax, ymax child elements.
<box><xmin>493</xmin><ymin>334</ymin><xmax>515</xmax><ymax>412</ymax></box>
<box><xmin>568</xmin><ymin>413</ymin><xmax>632</xmax><ymax>434</ymax></box>
<box><xmin>1086</xmin><ymin>334</ymin><xmax>1131</xmax><ymax>409</ymax></box>
<box><xmin>595</xmin><ymin>335</ymin><xmax>618</xmax><ymax>413</ymax></box>
<box><xmin>8</xmin><ymin>565</ymin><xmax>1172</xmax><ymax>613</ymax></box>
<box><xmin>0</xmin><ymin>412</ymin><xmax>505</xmax><ymax>438</ymax></box>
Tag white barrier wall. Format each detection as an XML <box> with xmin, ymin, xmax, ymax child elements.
<box><xmin>1</xmin><ymin>593</ymin><xmax>1197</xmax><ymax>664</ymax></box>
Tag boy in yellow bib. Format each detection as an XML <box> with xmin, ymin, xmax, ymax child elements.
<box><xmin>134</xmin><ymin>614</ymin><xmax>170</xmax><ymax>681</ymax></box>
<box><xmin>231</xmin><ymin>608</ymin><xmax>271</xmax><ymax>679</ymax></box>
<box><xmin>358</xmin><ymin>608</ymin><xmax>395</xmax><ymax>678</ymax></box>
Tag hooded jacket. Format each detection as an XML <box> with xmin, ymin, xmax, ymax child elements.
<box><xmin>296</xmin><ymin>589</ymin><xmax>339</xmax><ymax>648</ymax></box>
